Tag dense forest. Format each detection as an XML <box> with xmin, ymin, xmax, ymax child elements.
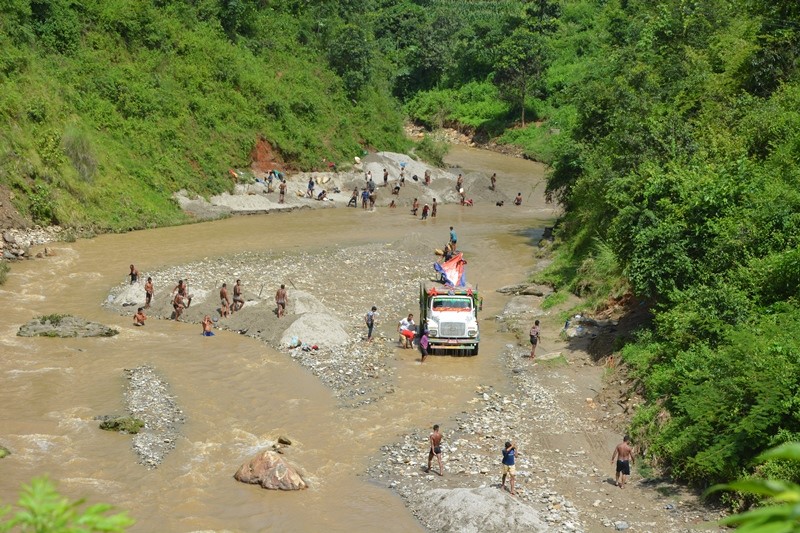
<box><xmin>2</xmin><ymin>0</ymin><xmax>800</xmax><ymax>500</ymax></box>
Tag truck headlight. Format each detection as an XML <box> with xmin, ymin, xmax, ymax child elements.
<box><xmin>467</xmin><ymin>329</ymin><xmax>477</xmax><ymax>337</ymax></box>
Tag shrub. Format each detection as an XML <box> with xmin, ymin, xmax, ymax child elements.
<box><xmin>0</xmin><ymin>476</ymin><xmax>134</xmax><ymax>532</ymax></box>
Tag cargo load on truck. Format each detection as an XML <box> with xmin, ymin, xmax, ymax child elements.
<box><xmin>419</xmin><ymin>253</ymin><xmax>480</xmax><ymax>356</ymax></box>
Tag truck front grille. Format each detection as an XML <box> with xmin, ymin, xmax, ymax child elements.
<box><xmin>440</xmin><ymin>322</ymin><xmax>466</xmax><ymax>337</ymax></box>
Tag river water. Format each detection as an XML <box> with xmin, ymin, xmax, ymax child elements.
<box><xmin>0</xmin><ymin>146</ymin><xmax>556</xmax><ymax>532</ymax></box>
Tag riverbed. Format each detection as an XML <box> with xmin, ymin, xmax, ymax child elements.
<box><xmin>0</xmin><ymin>146</ymin><xmax>567</xmax><ymax>531</ymax></box>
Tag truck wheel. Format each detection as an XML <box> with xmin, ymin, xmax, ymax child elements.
<box><xmin>471</xmin><ymin>345</ymin><xmax>479</xmax><ymax>356</ymax></box>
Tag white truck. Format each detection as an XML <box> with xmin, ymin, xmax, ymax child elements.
<box><xmin>419</xmin><ymin>280</ymin><xmax>481</xmax><ymax>356</ymax></box>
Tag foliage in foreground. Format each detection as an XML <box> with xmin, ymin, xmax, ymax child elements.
<box><xmin>709</xmin><ymin>443</ymin><xmax>800</xmax><ymax>531</ymax></box>
<box><xmin>0</xmin><ymin>477</ymin><xmax>133</xmax><ymax>532</ymax></box>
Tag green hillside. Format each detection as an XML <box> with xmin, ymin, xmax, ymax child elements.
<box><xmin>0</xmin><ymin>0</ymin><xmax>409</xmax><ymax>230</ymax></box>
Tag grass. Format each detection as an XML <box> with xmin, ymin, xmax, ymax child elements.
<box><xmin>541</xmin><ymin>291</ymin><xmax>569</xmax><ymax>310</ymax></box>
<box><xmin>0</xmin><ymin>261</ymin><xmax>8</xmax><ymax>285</ymax></box>
<box><xmin>38</xmin><ymin>314</ymin><xmax>70</xmax><ymax>326</ymax></box>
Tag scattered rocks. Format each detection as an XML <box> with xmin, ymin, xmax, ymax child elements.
<box><xmin>123</xmin><ymin>365</ymin><xmax>185</xmax><ymax>468</ymax></box>
<box><xmin>97</xmin><ymin>416</ymin><xmax>145</xmax><ymax>434</ymax></box>
<box><xmin>234</xmin><ymin>450</ymin><xmax>309</xmax><ymax>491</ymax></box>
<box><xmin>17</xmin><ymin>315</ymin><xmax>119</xmax><ymax>338</ymax></box>
<box><xmin>104</xmin><ymin>241</ymin><xmax>433</xmax><ymax>407</ymax></box>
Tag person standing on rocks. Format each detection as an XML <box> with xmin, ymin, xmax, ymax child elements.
<box><xmin>219</xmin><ymin>283</ymin><xmax>231</xmax><ymax>318</ymax></box>
<box><xmin>431</xmin><ymin>198</ymin><xmax>438</xmax><ymax>218</ymax></box>
<box><xmin>424</xmin><ymin>169</ymin><xmax>431</xmax><ymax>186</ymax></box>
<box><xmin>348</xmin><ymin>187</ymin><xmax>358</xmax><ymax>207</ymax></box>
<box><xmin>426</xmin><ymin>424</ymin><xmax>444</xmax><ymax>476</ymax></box>
<box><xmin>529</xmin><ymin>320</ymin><xmax>540</xmax><ymax>358</ymax></box>
<box><xmin>133</xmin><ymin>307</ymin><xmax>147</xmax><ymax>326</ymax></box>
<box><xmin>232</xmin><ymin>279</ymin><xmax>245</xmax><ymax>312</ymax></box>
<box><xmin>307</xmin><ymin>177</ymin><xmax>315</xmax><ymax>198</ymax></box>
<box><xmin>278</xmin><ymin>179</ymin><xmax>286</xmax><ymax>203</ymax></box>
<box><xmin>365</xmin><ymin>306</ymin><xmax>377</xmax><ymax>342</ymax></box>
<box><xmin>144</xmin><ymin>277</ymin><xmax>154</xmax><ymax>309</ymax></box>
<box><xmin>383</xmin><ymin>168</ymin><xmax>389</xmax><ymax>187</ymax></box>
<box><xmin>456</xmin><ymin>173</ymin><xmax>464</xmax><ymax>192</ymax></box>
<box><xmin>275</xmin><ymin>284</ymin><xmax>288</xmax><ymax>318</ymax></box>
<box><xmin>172</xmin><ymin>279</ymin><xmax>193</xmax><ymax>308</ymax></box>
<box><xmin>501</xmin><ymin>440</ymin><xmax>517</xmax><ymax>496</ymax></box>
<box><xmin>129</xmin><ymin>264</ymin><xmax>139</xmax><ymax>284</ymax></box>
<box><xmin>611</xmin><ymin>435</ymin><xmax>635</xmax><ymax>488</ymax></box>
<box><xmin>172</xmin><ymin>291</ymin><xmax>185</xmax><ymax>321</ymax></box>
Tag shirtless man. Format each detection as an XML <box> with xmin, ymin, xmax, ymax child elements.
<box><xmin>514</xmin><ymin>192</ymin><xmax>523</xmax><ymax>205</ymax></box>
<box><xmin>172</xmin><ymin>292</ymin><xmax>185</xmax><ymax>321</ymax></box>
<box><xmin>202</xmin><ymin>315</ymin><xmax>215</xmax><ymax>336</ymax></box>
<box><xmin>275</xmin><ymin>284</ymin><xmax>288</xmax><ymax>318</ymax></box>
<box><xmin>456</xmin><ymin>173</ymin><xmax>464</xmax><ymax>192</ymax></box>
<box><xmin>426</xmin><ymin>424</ymin><xmax>444</xmax><ymax>476</ymax></box>
<box><xmin>219</xmin><ymin>283</ymin><xmax>231</xmax><ymax>318</ymax></box>
<box><xmin>490</xmin><ymin>172</ymin><xmax>497</xmax><ymax>191</ymax></box>
<box><xmin>133</xmin><ymin>307</ymin><xmax>147</xmax><ymax>326</ymax></box>
<box><xmin>232</xmin><ymin>279</ymin><xmax>244</xmax><ymax>312</ymax></box>
<box><xmin>278</xmin><ymin>179</ymin><xmax>286</xmax><ymax>203</ymax></box>
<box><xmin>129</xmin><ymin>264</ymin><xmax>139</xmax><ymax>285</ymax></box>
<box><xmin>431</xmin><ymin>198</ymin><xmax>438</xmax><ymax>218</ymax></box>
<box><xmin>411</xmin><ymin>198</ymin><xmax>419</xmax><ymax>216</ymax></box>
<box><xmin>144</xmin><ymin>277</ymin><xmax>154</xmax><ymax>309</ymax></box>
<box><xmin>611</xmin><ymin>435</ymin><xmax>635</xmax><ymax>488</ymax></box>
<box><xmin>172</xmin><ymin>279</ymin><xmax>193</xmax><ymax>308</ymax></box>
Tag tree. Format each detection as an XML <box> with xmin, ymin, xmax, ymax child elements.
<box><xmin>493</xmin><ymin>26</ymin><xmax>547</xmax><ymax>126</ymax></box>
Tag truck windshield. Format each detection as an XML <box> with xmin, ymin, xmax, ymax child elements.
<box><xmin>432</xmin><ymin>298</ymin><xmax>472</xmax><ymax>311</ymax></box>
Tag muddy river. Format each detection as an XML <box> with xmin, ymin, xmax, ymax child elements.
<box><xmin>0</xmin><ymin>146</ymin><xmax>556</xmax><ymax>531</ymax></box>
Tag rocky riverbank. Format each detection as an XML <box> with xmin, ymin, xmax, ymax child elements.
<box><xmin>105</xmin><ymin>240</ymin><xmax>435</xmax><ymax>407</ymax></box>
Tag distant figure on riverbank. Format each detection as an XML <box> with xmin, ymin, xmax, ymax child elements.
<box><xmin>275</xmin><ymin>284</ymin><xmax>288</xmax><ymax>318</ymax></box>
<box><xmin>411</xmin><ymin>198</ymin><xmax>419</xmax><ymax>216</ymax></box>
<box><xmin>421</xmin><ymin>204</ymin><xmax>429</xmax><ymax>220</ymax></box>
<box><xmin>514</xmin><ymin>193</ymin><xmax>522</xmax><ymax>205</ymax></box>
<box><xmin>501</xmin><ymin>441</ymin><xmax>517</xmax><ymax>495</ymax></box>
<box><xmin>612</xmin><ymin>435</ymin><xmax>635</xmax><ymax>488</ymax></box>
<box><xmin>424</xmin><ymin>169</ymin><xmax>431</xmax><ymax>186</ymax></box>
<box><xmin>348</xmin><ymin>187</ymin><xmax>358</xmax><ymax>207</ymax></box>
<box><xmin>202</xmin><ymin>315</ymin><xmax>215</xmax><ymax>336</ymax></box>
<box><xmin>219</xmin><ymin>283</ymin><xmax>231</xmax><ymax>317</ymax></box>
<box><xmin>456</xmin><ymin>173</ymin><xmax>464</xmax><ymax>192</ymax></box>
<box><xmin>427</xmin><ymin>424</ymin><xmax>444</xmax><ymax>476</ymax></box>
<box><xmin>172</xmin><ymin>279</ymin><xmax>193</xmax><ymax>308</ymax></box>
<box><xmin>365</xmin><ymin>306</ymin><xmax>377</xmax><ymax>342</ymax></box>
<box><xmin>490</xmin><ymin>173</ymin><xmax>497</xmax><ymax>191</ymax></box>
<box><xmin>133</xmin><ymin>307</ymin><xmax>147</xmax><ymax>326</ymax></box>
<box><xmin>172</xmin><ymin>292</ymin><xmax>185</xmax><ymax>321</ymax></box>
<box><xmin>316</xmin><ymin>189</ymin><xmax>327</xmax><ymax>201</ymax></box>
<box><xmin>398</xmin><ymin>313</ymin><xmax>415</xmax><ymax>349</ymax></box>
<box><xmin>383</xmin><ymin>168</ymin><xmax>389</xmax><ymax>187</ymax></box>
<box><xmin>419</xmin><ymin>330</ymin><xmax>429</xmax><ymax>362</ymax></box>
<box><xmin>529</xmin><ymin>320</ymin><xmax>540</xmax><ymax>358</ymax></box>
<box><xmin>278</xmin><ymin>179</ymin><xmax>286</xmax><ymax>203</ymax></box>
<box><xmin>361</xmin><ymin>188</ymin><xmax>369</xmax><ymax>209</ymax></box>
<box><xmin>129</xmin><ymin>264</ymin><xmax>139</xmax><ymax>284</ymax></box>
<box><xmin>431</xmin><ymin>198</ymin><xmax>438</xmax><ymax>217</ymax></box>
<box><xmin>232</xmin><ymin>279</ymin><xmax>244</xmax><ymax>312</ymax></box>
<box><xmin>144</xmin><ymin>277</ymin><xmax>154</xmax><ymax>309</ymax></box>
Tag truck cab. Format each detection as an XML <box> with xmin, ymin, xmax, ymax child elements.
<box><xmin>419</xmin><ymin>281</ymin><xmax>480</xmax><ymax>356</ymax></box>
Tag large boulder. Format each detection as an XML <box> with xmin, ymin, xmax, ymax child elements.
<box><xmin>234</xmin><ymin>450</ymin><xmax>309</xmax><ymax>491</ymax></box>
<box><xmin>417</xmin><ymin>487</ymin><xmax>547</xmax><ymax>533</ymax></box>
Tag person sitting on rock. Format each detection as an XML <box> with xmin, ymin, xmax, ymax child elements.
<box><xmin>133</xmin><ymin>307</ymin><xmax>147</xmax><ymax>326</ymax></box>
<box><xmin>392</xmin><ymin>182</ymin><xmax>401</xmax><ymax>195</ymax></box>
<box><xmin>317</xmin><ymin>189</ymin><xmax>327</xmax><ymax>201</ymax></box>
